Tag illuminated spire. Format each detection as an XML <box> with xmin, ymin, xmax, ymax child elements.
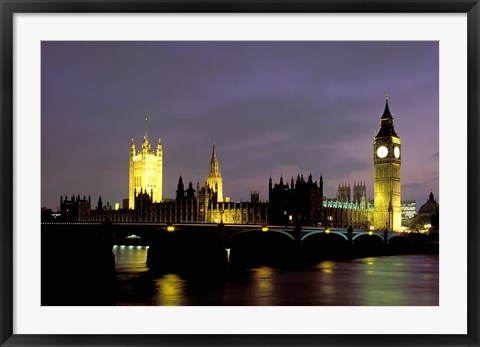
<box><xmin>209</xmin><ymin>143</ymin><xmax>220</xmax><ymax>176</ymax></box>
<box><xmin>144</xmin><ymin>117</ymin><xmax>148</xmax><ymax>141</ymax></box>
<box><xmin>212</xmin><ymin>142</ymin><xmax>217</xmax><ymax>161</ymax></box>
<box><xmin>206</xmin><ymin>143</ymin><xmax>223</xmax><ymax>202</ymax></box>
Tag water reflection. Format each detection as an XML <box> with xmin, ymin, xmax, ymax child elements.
<box><xmin>114</xmin><ymin>247</ymin><xmax>438</xmax><ymax>306</ymax></box>
<box><xmin>321</xmin><ymin>261</ymin><xmax>335</xmax><ymax>274</ymax></box>
<box><xmin>317</xmin><ymin>261</ymin><xmax>335</xmax><ymax>301</ymax></box>
<box><xmin>354</xmin><ymin>257</ymin><xmax>417</xmax><ymax>305</ymax></box>
<box><xmin>253</xmin><ymin>267</ymin><xmax>274</xmax><ymax>305</ymax></box>
<box><xmin>153</xmin><ymin>274</ymin><xmax>186</xmax><ymax>306</ymax></box>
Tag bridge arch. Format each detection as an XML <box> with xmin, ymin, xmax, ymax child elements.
<box><xmin>301</xmin><ymin>230</ymin><xmax>349</xmax><ymax>261</ymax></box>
<box><xmin>352</xmin><ymin>232</ymin><xmax>384</xmax><ymax>242</ymax></box>
<box><xmin>388</xmin><ymin>234</ymin><xmax>411</xmax><ymax>252</ymax></box>
<box><xmin>388</xmin><ymin>234</ymin><xmax>408</xmax><ymax>241</ymax></box>
<box><xmin>302</xmin><ymin>230</ymin><xmax>348</xmax><ymax>242</ymax></box>
<box><xmin>227</xmin><ymin>228</ymin><xmax>296</xmax><ymax>267</ymax></box>
<box><xmin>268</xmin><ymin>229</ymin><xmax>296</xmax><ymax>240</ymax></box>
<box><xmin>352</xmin><ymin>232</ymin><xmax>386</xmax><ymax>256</ymax></box>
<box><xmin>226</xmin><ymin>228</ymin><xmax>295</xmax><ymax>243</ymax></box>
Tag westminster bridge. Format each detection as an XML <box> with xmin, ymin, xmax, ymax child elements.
<box><xmin>41</xmin><ymin>221</ymin><xmax>436</xmax><ymax>271</ymax></box>
<box><xmin>42</xmin><ymin>221</ymin><xmax>408</xmax><ymax>248</ymax></box>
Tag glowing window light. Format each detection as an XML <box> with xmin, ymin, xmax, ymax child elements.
<box><xmin>126</xmin><ymin>234</ymin><xmax>141</xmax><ymax>239</ymax></box>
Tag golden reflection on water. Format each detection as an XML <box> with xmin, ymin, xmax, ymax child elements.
<box><xmin>114</xmin><ymin>247</ymin><xmax>438</xmax><ymax>306</ymax></box>
<box><xmin>154</xmin><ymin>274</ymin><xmax>186</xmax><ymax>306</ymax></box>
<box><xmin>318</xmin><ymin>261</ymin><xmax>335</xmax><ymax>298</ymax></box>
<box><xmin>321</xmin><ymin>260</ymin><xmax>335</xmax><ymax>274</ymax></box>
<box><xmin>253</xmin><ymin>266</ymin><xmax>274</xmax><ymax>305</ymax></box>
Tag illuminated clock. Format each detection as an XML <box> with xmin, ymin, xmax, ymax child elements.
<box><xmin>376</xmin><ymin>146</ymin><xmax>388</xmax><ymax>158</ymax></box>
<box><xmin>394</xmin><ymin>146</ymin><xmax>400</xmax><ymax>158</ymax></box>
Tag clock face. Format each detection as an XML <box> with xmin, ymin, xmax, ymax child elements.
<box><xmin>394</xmin><ymin>146</ymin><xmax>400</xmax><ymax>158</ymax></box>
<box><xmin>376</xmin><ymin>146</ymin><xmax>388</xmax><ymax>158</ymax></box>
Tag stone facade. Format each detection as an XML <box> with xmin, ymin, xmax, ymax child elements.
<box><xmin>129</xmin><ymin>132</ymin><xmax>163</xmax><ymax>209</ymax></box>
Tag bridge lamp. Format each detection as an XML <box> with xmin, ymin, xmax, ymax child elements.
<box><xmin>368</xmin><ymin>231</ymin><xmax>373</xmax><ymax>236</ymax></box>
<box><xmin>167</xmin><ymin>225</ymin><xmax>175</xmax><ymax>233</ymax></box>
<box><xmin>324</xmin><ymin>228</ymin><xmax>330</xmax><ymax>234</ymax></box>
<box><xmin>261</xmin><ymin>226</ymin><xmax>269</xmax><ymax>233</ymax></box>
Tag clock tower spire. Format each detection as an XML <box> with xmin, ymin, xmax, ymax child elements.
<box><xmin>373</xmin><ymin>97</ymin><xmax>401</xmax><ymax>231</ymax></box>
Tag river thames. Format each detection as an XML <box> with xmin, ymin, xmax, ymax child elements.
<box><xmin>112</xmin><ymin>246</ymin><xmax>438</xmax><ymax>306</ymax></box>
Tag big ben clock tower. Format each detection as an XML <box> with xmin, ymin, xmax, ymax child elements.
<box><xmin>373</xmin><ymin>97</ymin><xmax>401</xmax><ymax>231</ymax></box>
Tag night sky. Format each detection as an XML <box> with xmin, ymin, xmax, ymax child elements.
<box><xmin>41</xmin><ymin>41</ymin><xmax>439</xmax><ymax>211</ymax></box>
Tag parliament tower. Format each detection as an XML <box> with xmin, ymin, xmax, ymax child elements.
<box><xmin>129</xmin><ymin>124</ymin><xmax>163</xmax><ymax>209</ymax></box>
<box><xmin>373</xmin><ymin>98</ymin><xmax>401</xmax><ymax>231</ymax></box>
<box><xmin>205</xmin><ymin>143</ymin><xmax>223</xmax><ymax>202</ymax></box>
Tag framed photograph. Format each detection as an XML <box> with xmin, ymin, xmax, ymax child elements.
<box><xmin>1</xmin><ymin>1</ymin><xmax>478</xmax><ymax>346</ymax></box>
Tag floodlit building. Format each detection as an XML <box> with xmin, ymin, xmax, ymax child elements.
<box><xmin>373</xmin><ymin>98</ymin><xmax>402</xmax><ymax>231</ymax></box>
<box><xmin>66</xmin><ymin>141</ymin><xmax>268</xmax><ymax>225</ymax></box>
<box><xmin>128</xmin><ymin>123</ymin><xmax>163</xmax><ymax>209</ymax></box>
<box><xmin>205</xmin><ymin>144</ymin><xmax>223</xmax><ymax>203</ymax></box>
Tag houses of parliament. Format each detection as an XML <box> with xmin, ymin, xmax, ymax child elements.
<box><xmin>54</xmin><ymin>99</ymin><xmax>407</xmax><ymax>231</ymax></box>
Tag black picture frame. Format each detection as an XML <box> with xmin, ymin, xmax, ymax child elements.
<box><xmin>1</xmin><ymin>1</ymin><xmax>479</xmax><ymax>346</ymax></box>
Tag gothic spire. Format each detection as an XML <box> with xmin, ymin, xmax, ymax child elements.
<box><xmin>381</xmin><ymin>95</ymin><xmax>393</xmax><ymax>120</ymax></box>
<box><xmin>208</xmin><ymin>143</ymin><xmax>220</xmax><ymax>176</ymax></box>
<box><xmin>376</xmin><ymin>96</ymin><xmax>398</xmax><ymax>138</ymax></box>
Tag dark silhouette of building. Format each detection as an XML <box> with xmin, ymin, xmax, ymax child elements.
<box><xmin>269</xmin><ymin>173</ymin><xmax>371</xmax><ymax>228</ymax></box>
<box><xmin>60</xmin><ymin>194</ymin><xmax>91</xmax><ymax>222</ymax></box>
<box><xmin>269</xmin><ymin>173</ymin><xmax>323</xmax><ymax>226</ymax></box>
<box><xmin>416</xmin><ymin>191</ymin><xmax>439</xmax><ymax>227</ymax></box>
<box><xmin>41</xmin><ymin>207</ymin><xmax>60</xmax><ymax>222</ymax></box>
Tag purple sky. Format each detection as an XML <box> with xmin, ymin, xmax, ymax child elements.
<box><xmin>41</xmin><ymin>41</ymin><xmax>439</xmax><ymax>211</ymax></box>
